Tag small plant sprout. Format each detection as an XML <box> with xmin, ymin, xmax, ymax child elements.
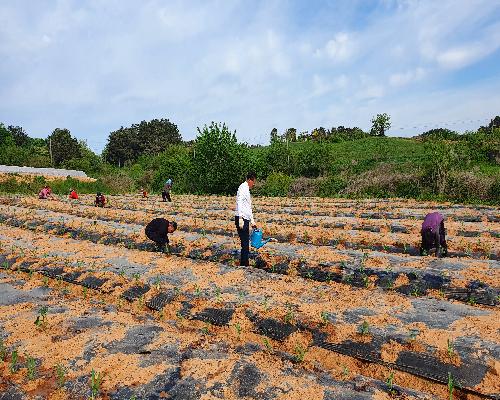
<box><xmin>447</xmin><ymin>338</ymin><xmax>455</xmax><ymax>358</ymax></box>
<box><xmin>448</xmin><ymin>372</ymin><xmax>455</xmax><ymax>400</ymax></box>
<box><xmin>55</xmin><ymin>363</ymin><xmax>66</xmax><ymax>388</ymax></box>
<box><xmin>320</xmin><ymin>311</ymin><xmax>329</xmax><ymax>325</ymax></box>
<box><xmin>35</xmin><ymin>305</ymin><xmax>49</xmax><ymax>329</ymax></box>
<box><xmin>201</xmin><ymin>323</ymin><xmax>211</xmax><ymax>335</ymax></box>
<box><xmin>284</xmin><ymin>308</ymin><xmax>294</xmax><ymax>324</ymax></box>
<box><xmin>153</xmin><ymin>276</ymin><xmax>161</xmax><ymax>290</ymax></box>
<box><xmin>194</xmin><ymin>285</ymin><xmax>201</xmax><ymax>297</ymax></box>
<box><xmin>237</xmin><ymin>291</ymin><xmax>246</xmax><ymax>306</ymax></box>
<box><xmin>408</xmin><ymin>329</ymin><xmax>419</xmax><ymax>341</ymax></box>
<box><xmin>26</xmin><ymin>354</ymin><xmax>36</xmax><ymax>380</ymax></box>
<box><xmin>0</xmin><ymin>338</ymin><xmax>6</xmax><ymax>361</ymax></box>
<box><xmin>175</xmin><ymin>310</ymin><xmax>184</xmax><ymax>321</ymax></box>
<box><xmin>132</xmin><ymin>273</ymin><xmax>140</xmax><ymax>282</ymax></box>
<box><xmin>83</xmin><ymin>286</ymin><xmax>88</xmax><ymax>299</ymax></box>
<box><xmin>294</xmin><ymin>344</ymin><xmax>307</xmax><ymax>363</ymax></box>
<box><xmin>10</xmin><ymin>349</ymin><xmax>18</xmax><ymax>373</ymax></box>
<box><xmin>342</xmin><ymin>365</ymin><xmax>349</xmax><ymax>378</ymax></box>
<box><xmin>386</xmin><ymin>371</ymin><xmax>396</xmax><ymax>395</ymax></box>
<box><xmin>359</xmin><ymin>321</ymin><xmax>370</xmax><ymax>335</ymax></box>
<box><xmin>234</xmin><ymin>323</ymin><xmax>242</xmax><ymax>336</ymax></box>
<box><xmin>118</xmin><ymin>268</ymin><xmax>125</xmax><ymax>278</ymax></box>
<box><xmin>214</xmin><ymin>287</ymin><xmax>222</xmax><ymax>302</ymax></box>
<box><xmin>263</xmin><ymin>338</ymin><xmax>272</xmax><ymax>351</ymax></box>
<box><xmin>90</xmin><ymin>369</ymin><xmax>103</xmax><ymax>400</ymax></box>
<box><xmin>42</xmin><ymin>276</ymin><xmax>49</xmax><ymax>287</ymax></box>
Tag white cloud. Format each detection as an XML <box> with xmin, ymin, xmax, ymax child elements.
<box><xmin>315</xmin><ymin>32</ymin><xmax>355</xmax><ymax>62</ymax></box>
<box><xmin>389</xmin><ymin>67</ymin><xmax>425</xmax><ymax>86</ymax></box>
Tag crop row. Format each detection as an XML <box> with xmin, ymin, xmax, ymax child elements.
<box><xmin>0</xmin><ymin>230</ymin><xmax>498</xmax><ymax>398</ymax></box>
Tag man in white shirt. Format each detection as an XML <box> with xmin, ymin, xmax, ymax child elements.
<box><xmin>235</xmin><ymin>172</ymin><xmax>257</xmax><ymax>266</ymax></box>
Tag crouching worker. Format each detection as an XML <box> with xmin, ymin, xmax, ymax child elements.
<box><xmin>235</xmin><ymin>172</ymin><xmax>257</xmax><ymax>267</ymax></box>
<box><xmin>38</xmin><ymin>185</ymin><xmax>53</xmax><ymax>199</ymax></box>
<box><xmin>420</xmin><ymin>212</ymin><xmax>448</xmax><ymax>257</ymax></box>
<box><xmin>95</xmin><ymin>192</ymin><xmax>106</xmax><ymax>207</ymax></box>
<box><xmin>145</xmin><ymin>218</ymin><xmax>177</xmax><ymax>253</ymax></box>
<box><xmin>69</xmin><ymin>188</ymin><xmax>79</xmax><ymax>200</ymax></box>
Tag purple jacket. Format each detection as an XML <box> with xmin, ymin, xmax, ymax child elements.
<box><xmin>422</xmin><ymin>212</ymin><xmax>444</xmax><ymax>232</ymax></box>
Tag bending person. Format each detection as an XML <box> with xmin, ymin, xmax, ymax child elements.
<box><xmin>145</xmin><ymin>218</ymin><xmax>177</xmax><ymax>253</ymax></box>
<box><xmin>420</xmin><ymin>212</ymin><xmax>448</xmax><ymax>257</ymax></box>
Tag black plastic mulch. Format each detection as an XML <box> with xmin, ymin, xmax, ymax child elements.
<box><xmin>122</xmin><ymin>285</ymin><xmax>151</xmax><ymax>302</ymax></box>
<box><xmin>79</xmin><ymin>276</ymin><xmax>108</xmax><ymax>290</ymax></box>
<box><xmin>146</xmin><ymin>291</ymin><xmax>177</xmax><ymax>311</ymax></box>
<box><xmin>193</xmin><ymin>307</ymin><xmax>235</xmax><ymax>326</ymax></box>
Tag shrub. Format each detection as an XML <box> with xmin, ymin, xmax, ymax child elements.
<box><xmin>99</xmin><ymin>172</ymin><xmax>135</xmax><ymax>193</ymax></box>
<box><xmin>317</xmin><ymin>175</ymin><xmax>347</xmax><ymax>197</ymax></box>
<box><xmin>254</xmin><ymin>172</ymin><xmax>292</xmax><ymax>197</ymax></box>
<box><xmin>446</xmin><ymin>171</ymin><xmax>495</xmax><ymax>203</ymax></box>
<box><xmin>288</xmin><ymin>177</ymin><xmax>319</xmax><ymax>197</ymax></box>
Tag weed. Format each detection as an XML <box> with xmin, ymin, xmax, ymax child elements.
<box><xmin>90</xmin><ymin>369</ymin><xmax>103</xmax><ymax>400</ymax></box>
<box><xmin>55</xmin><ymin>364</ymin><xmax>66</xmax><ymax>388</ymax></box>
<box><xmin>448</xmin><ymin>372</ymin><xmax>454</xmax><ymax>400</ymax></box>
<box><xmin>359</xmin><ymin>321</ymin><xmax>370</xmax><ymax>335</ymax></box>
<box><xmin>10</xmin><ymin>349</ymin><xmax>18</xmax><ymax>373</ymax></box>
<box><xmin>294</xmin><ymin>344</ymin><xmax>307</xmax><ymax>362</ymax></box>
<box><xmin>263</xmin><ymin>338</ymin><xmax>272</xmax><ymax>351</ymax></box>
<box><xmin>26</xmin><ymin>355</ymin><xmax>36</xmax><ymax>380</ymax></box>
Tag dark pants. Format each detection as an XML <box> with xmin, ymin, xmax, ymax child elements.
<box><xmin>162</xmin><ymin>191</ymin><xmax>172</xmax><ymax>202</ymax></box>
<box><xmin>235</xmin><ymin>216</ymin><xmax>250</xmax><ymax>266</ymax></box>
<box><xmin>420</xmin><ymin>221</ymin><xmax>448</xmax><ymax>257</ymax></box>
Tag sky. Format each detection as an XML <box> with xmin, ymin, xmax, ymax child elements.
<box><xmin>1</xmin><ymin>0</ymin><xmax>500</xmax><ymax>153</ymax></box>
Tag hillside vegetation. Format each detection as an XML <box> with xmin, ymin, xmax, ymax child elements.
<box><xmin>0</xmin><ymin>118</ymin><xmax>499</xmax><ymax>204</ymax></box>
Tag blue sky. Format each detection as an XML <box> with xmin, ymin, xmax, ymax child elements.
<box><xmin>1</xmin><ymin>0</ymin><xmax>500</xmax><ymax>153</ymax></box>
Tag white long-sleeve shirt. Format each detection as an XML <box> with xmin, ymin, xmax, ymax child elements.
<box><xmin>235</xmin><ymin>181</ymin><xmax>254</xmax><ymax>224</ymax></box>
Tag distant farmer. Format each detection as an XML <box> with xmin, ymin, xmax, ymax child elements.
<box><xmin>420</xmin><ymin>212</ymin><xmax>448</xmax><ymax>257</ymax></box>
<box><xmin>38</xmin><ymin>185</ymin><xmax>53</xmax><ymax>200</ymax></box>
<box><xmin>69</xmin><ymin>188</ymin><xmax>79</xmax><ymax>200</ymax></box>
<box><xmin>235</xmin><ymin>172</ymin><xmax>257</xmax><ymax>266</ymax></box>
<box><xmin>95</xmin><ymin>192</ymin><xmax>106</xmax><ymax>207</ymax></box>
<box><xmin>141</xmin><ymin>188</ymin><xmax>148</xmax><ymax>199</ymax></box>
<box><xmin>162</xmin><ymin>179</ymin><xmax>172</xmax><ymax>202</ymax></box>
<box><xmin>145</xmin><ymin>218</ymin><xmax>177</xmax><ymax>253</ymax></box>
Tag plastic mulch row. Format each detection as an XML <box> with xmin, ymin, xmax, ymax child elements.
<box><xmin>122</xmin><ymin>285</ymin><xmax>151</xmax><ymax>302</ymax></box>
<box><xmin>79</xmin><ymin>276</ymin><xmax>108</xmax><ymax>290</ymax></box>
<box><xmin>193</xmin><ymin>308</ymin><xmax>235</xmax><ymax>326</ymax></box>
<box><xmin>39</xmin><ymin>267</ymin><xmax>65</xmax><ymax>278</ymax></box>
<box><xmin>146</xmin><ymin>291</ymin><xmax>177</xmax><ymax>311</ymax></box>
<box><xmin>252</xmin><ymin>317</ymin><xmax>297</xmax><ymax>342</ymax></box>
<box><xmin>316</xmin><ymin>338</ymin><xmax>493</xmax><ymax>397</ymax></box>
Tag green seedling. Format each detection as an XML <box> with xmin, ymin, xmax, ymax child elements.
<box><xmin>173</xmin><ymin>287</ymin><xmax>181</xmax><ymax>297</ymax></box>
<box><xmin>408</xmin><ymin>329</ymin><xmax>419</xmax><ymax>341</ymax></box>
<box><xmin>26</xmin><ymin>354</ymin><xmax>36</xmax><ymax>380</ymax></box>
<box><xmin>320</xmin><ymin>311</ymin><xmax>329</xmax><ymax>325</ymax></box>
<box><xmin>194</xmin><ymin>285</ymin><xmax>201</xmax><ymax>297</ymax></box>
<box><xmin>42</xmin><ymin>276</ymin><xmax>49</xmax><ymax>287</ymax></box>
<box><xmin>410</xmin><ymin>286</ymin><xmax>421</xmax><ymax>297</ymax></box>
<box><xmin>153</xmin><ymin>276</ymin><xmax>162</xmax><ymax>290</ymax></box>
<box><xmin>132</xmin><ymin>273</ymin><xmax>140</xmax><ymax>282</ymax></box>
<box><xmin>467</xmin><ymin>296</ymin><xmax>476</xmax><ymax>305</ymax></box>
<box><xmin>294</xmin><ymin>344</ymin><xmax>307</xmax><ymax>363</ymax></box>
<box><xmin>201</xmin><ymin>323</ymin><xmax>211</xmax><ymax>335</ymax></box>
<box><xmin>447</xmin><ymin>338</ymin><xmax>454</xmax><ymax>358</ymax></box>
<box><xmin>0</xmin><ymin>338</ymin><xmax>6</xmax><ymax>361</ymax></box>
<box><xmin>214</xmin><ymin>287</ymin><xmax>222</xmax><ymax>302</ymax></box>
<box><xmin>83</xmin><ymin>287</ymin><xmax>88</xmax><ymax>299</ymax></box>
<box><xmin>263</xmin><ymin>338</ymin><xmax>272</xmax><ymax>351</ymax></box>
<box><xmin>90</xmin><ymin>369</ymin><xmax>103</xmax><ymax>400</ymax></box>
<box><xmin>362</xmin><ymin>274</ymin><xmax>370</xmax><ymax>288</ymax></box>
<box><xmin>234</xmin><ymin>323</ymin><xmax>242</xmax><ymax>335</ymax></box>
<box><xmin>359</xmin><ymin>321</ymin><xmax>370</xmax><ymax>335</ymax></box>
<box><xmin>237</xmin><ymin>291</ymin><xmax>246</xmax><ymax>305</ymax></box>
<box><xmin>138</xmin><ymin>295</ymin><xmax>144</xmax><ymax>308</ymax></box>
<box><xmin>118</xmin><ymin>269</ymin><xmax>125</xmax><ymax>278</ymax></box>
<box><xmin>386</xmin><ymin>371</ymin><xmax>396</xmax><ymax>395</ymax></box>
<box><xmin>35</xmin><ymin>305</ymin><xmax>49</xmax><ymax>328</ymax></box>
<box><xmin>10</xmin><ymin>349</ymin><xmax>18</xmax><ymax>373</ymax></box>
<box><xmin>302</xmin><ymin>231</ymin><xmax>310</xmax><ymax>242</ymax></box>
<box><xmin>1</xmin><ymin>261</ymin><xmax>9</xmax><ymax>269</ymax></box>
<box><xmin>55</xmin><ymin>363</ymin><xmax>66</xmax><ymax>388</ymax></box>
<box><xmin>175</xmin><ymin>310</ymin><xmax>184</xmax><ymax>321</ymax></box>
<box><xmin>342</xmin><ymin>365</ymin><xmax>349</xmax><ymax>378</ymax></box>
<box><xmin>448</xmin><ymin>372</ymin><xmax>455</xmax><ymax>400</ymax></box>
<box><xmin>284</xmin><ymin>309</ymin><xmax>294</xmax><ymax>324</ymax></box>
<box><xmin>343</xmin><ymin>274</ymin><xmax>353</xmax><ymax>284</ymax></box>
<box><xmin>28</xmin><ymin>268</ymin><xmax>34</xmax><ymax>279</ymax></box>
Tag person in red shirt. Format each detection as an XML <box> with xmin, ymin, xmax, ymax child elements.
<box><xmin>141</xmin><ymin>188</ymin><xmax>148</xmax><ymax>198</ymax></box>
<box><xmin>69</xmin><ymin>188</ymin><xmax>79</xmax><ymax>200</ymax></box>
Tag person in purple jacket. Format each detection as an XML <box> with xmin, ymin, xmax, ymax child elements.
<box><xmin>420</xmin><ymin>212</ymin><xmax>448</xmax><ymax>257</ymax></box>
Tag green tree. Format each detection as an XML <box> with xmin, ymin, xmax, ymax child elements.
<box><xmin>270</xmin><ymin>128</ymin><xmax>279</xmax><ymax>144</ymax></box>
<box><xmin>370</xmin><ymin>113</ymin><xmax>391</xmax><ymax>137</ymax></box>
<box><xmin>7</xmin><ymin>125</ymin><xmax>30</xmax><ymax>147</ymax></box>
<box><xmin>137</xmin><ymin>118</ymin><xmax>182</xmax><ymax>155</ymax></box>
<box><xmin>103</xmin><ymin>127</ymin><xmax>139</xmax><ymax>167</ymax></box>
<box><xmin>47</xmin><ymin>128</ymin><xmax>81</xmax><ymax>167</ymax></box>
<box><xmin>192</xmin><ymin>122</ymin><xmax>249</xmax><ymax>194</ymax></box>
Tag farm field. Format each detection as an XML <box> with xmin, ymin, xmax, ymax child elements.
<box><xmin>0</xmin><ymin>194</ymin><xmax>499</xmax><ymax>400</ymax></box>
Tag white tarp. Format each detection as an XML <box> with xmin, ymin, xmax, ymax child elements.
<box><xmin>0</xmin><ymin>165</ymin><xmax>89</xmax><ymax>178</ymax></box>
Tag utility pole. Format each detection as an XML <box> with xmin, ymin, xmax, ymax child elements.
<box><xmin>49</xmin><ymin>138</ymin><xmax>54</xmax><ymax>167</ymax></box>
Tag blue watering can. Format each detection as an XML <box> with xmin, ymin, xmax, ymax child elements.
<box><xmin>250</xmin><ymin>228</ymin><xmax>272</xmax><ymax>249</ymax></box>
